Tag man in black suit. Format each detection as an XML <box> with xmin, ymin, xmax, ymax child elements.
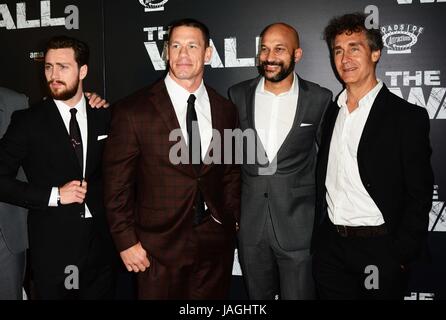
<box><xmin>312</xmin><ymin>13</ymin><xmax>434</xmax><ymax>300</ymax></box>
<box><xmin>0</xmin><ymin>36</ymin><xmax>116</xmax><ymax>299</ymax></box>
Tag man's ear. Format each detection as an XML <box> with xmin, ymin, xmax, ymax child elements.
<box><xmin>371</xmin><ymin>49</ymin><xmax>381</xmax><ymax>63</ymax></box>
<box><xmin>204</xmin><ymin>45</ymin><xmax>213</xmax><ymax>64</ymax></box>
<box><xmin>79</xmin><ymin>65</ymin><xmax>88</xmax><ymax>80</ymax></box>
<box><xmin>294</xmin><ymin>47</ymin><xmax>303</xmax><ymax>63</ymax></box>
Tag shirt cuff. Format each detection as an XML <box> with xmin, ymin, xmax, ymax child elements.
<box><xmin>48</xmin><ymin>187</ymin><xmax>59</xmax><ymax>207</ymax></box>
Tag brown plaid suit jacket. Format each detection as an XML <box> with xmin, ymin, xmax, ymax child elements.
<box><xmin>103</xmin><ymin>80</ymin><xmax>240</xmax><ymax>267</ymax></box>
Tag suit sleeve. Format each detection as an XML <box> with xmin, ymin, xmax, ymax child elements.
<box><xmin>394</xmin><ymin>107</ymin><xmax>434</xmax><ymax>264</ymax></box>
<box><xmin>103</xmin><ymin>103</ymin><xmax>140</xmax><ymax>252</ymax></box>
<box><xmin>222</xmin><ymin>104</ymin><xmax>241</xmax><ymax>225</ymax></box>
<box><xmin>0</xmin><ymin>110</ymin><xmax>51</xmax><ymax>209</ymax></box>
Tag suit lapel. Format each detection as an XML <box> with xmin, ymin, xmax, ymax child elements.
<box><xmin>149</xmin><ymin>81</ymin><xmax>194</xmax><ymax>177</ymax></box>
<box><xmin>247</xmin><ymin>77</ymin><xmax>268</xmax><ymax>165</ymax></box>
<box><xmin>45</xmin><ymin>99</ymin><xmax>83</xmax><ymax>177</ymax></box>
<box><xmin>319</xmin><ymin>102</ymin><xmax>340</xmax><ymax>187</ymax></box>
<box><xmin>357</xmin><ymin>84</ymin><xmax>389</xmax><ymax>167</ymax></box>
<box><xmin>200</xmin><ymin>86</ymin><xmax>222</xmax><ymax>176</ymax></box>
<box><xmin>85</xmin><ymin>103</ymin><xmax>97</xmax><ymax>179</ymax></box>
<box><xmin>0</xmin><ymin>106</ymin><xmax>4</xmax><ymax>136</ymax></box>
<box><xmin>246</xmin><ymin>79</ymin><xmax>257</xmax><ymax>133</ymax></box>
<box><xmin>275</xmin><ymin>76</ymin><xmax>308</xmax><ymax>163</ymax></box>
<box><xmin>0</xmin><ymin>96</ymin><xmax>6</xmax><ymax>135</ymax></box>
<box><xmin>313</xmin><ymin>101</ymin><xmax>339</xmax><ymax>226</ymax></box>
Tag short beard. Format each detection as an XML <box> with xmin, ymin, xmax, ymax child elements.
<box><xmin>47</xmin><ymin>79</ymin><xmax>79</xmax><ymax>101</ymax></box>
<box><xmin>258</xmin><ymin>58</ymin><xmax>295</xmax><ymax>83</ymax></box>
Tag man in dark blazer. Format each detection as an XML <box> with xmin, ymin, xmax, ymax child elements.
<box><xmin>312</xmin><ymin>13</ymin><xmax>434</xmax><ymax>299</ymax></box>
<box><xmin>0</xmin><ymin>87</ymin><xmax>28</xmax><ymax>300</ymax></box>
<box><xmin>103</xmin><ymin>19</ymin><xmax>240</xmax><ymax>299</ymax></box>
<box><xmin>228</xmin><ymin>23</ymin><xmax>332</xmax><ymax>299</ymax></box>
<box><xmin>0</xmin><ymin>36</ymin><xmax>116</xmax><ymax>299</ymax></box>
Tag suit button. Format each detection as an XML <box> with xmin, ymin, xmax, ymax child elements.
<box><xmin>264</xmin><ymin>192</ymin><xmax>268</xmax><ymax>198</ymax></box>
<box><xmin>193</xmin><ymin>205</ymin><xmax>196</xmax><ymax>210</ymax></box>
<box><xmin>366</xmin><ymin>183</ymin><xmax>371</xmax><ymax>188</ymax></box>
<box><xmin>197</xmin><ymin>177</ymin><xmax>201</xmax><ymax>182</ymax></box>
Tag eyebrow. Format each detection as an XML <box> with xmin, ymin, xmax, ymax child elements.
<box><xmin>261</xmin><ymin>42</ymin><xmax>286</xmax><ymax>46</ymax></box>
<box><xmin>45</xmin><ymin>62</ymin><xmax>71</xmax><ymax>66</ymax></box>
<box><xmin>333</xmin><ymin>41</ymin><xmax>363</xmax><ymax>50</ymax></box>
<box><xmin>170</xmin><ymin>39</ymin><xmax>199</xmax><ymax>44</ymax></box>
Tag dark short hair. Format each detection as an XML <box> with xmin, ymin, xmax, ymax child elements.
<box><xmin>323</xmin><ymin>12</ymin><xmax>383</xmax><ymax>52</ymax></box>
<box><xmin>44</xmin><ymin>35</ymin><xmax>89</xmax><ymax>67</ymax></box>
<box><xmin>167</xmin><ymin>18</ymin><xmax>210</xmax><ymax>47</ymax></box>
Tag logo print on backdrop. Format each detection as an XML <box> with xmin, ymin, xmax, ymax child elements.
<box><xmin>385</xmin><ymin>70</ymin><xmax>446</xmax><ymax>120</ymax></box>
<box><xmin>397</xmin><ymin>0</ymin><xmax>446</xmax><ymax>4</ymax></box>
<box><xmin>0</xmin><ymin>1</ymin><xmax>79</xmax><ymax>30</ymax></box>
<box><xmin>381</xmin><ymin>24</ymin><xmax>424</xmax><ymax>54</ymax></box>
<box><xmin>429</xmin><ymin>185</ymin><xmax>446</xmax><ymax>232</ymax></box>
<box><xmin>139</xmin><ymin>0</ymin><xmax>169</xmax><ymax>12</ymax></box>
<box><xmin>404</xmin><ymin>292</ymin><xmax>435</xmax><ymax>300</ymax></box>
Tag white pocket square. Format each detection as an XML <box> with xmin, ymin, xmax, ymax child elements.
<box><xmin>300</xmin><ymin>123</ymin><xmax>313</xmax><ymax>127</ymax></box>
<box><xmin>97</xmin><ymin>135</ymin><xmax>108</xmax><ymax>141</ymax></box>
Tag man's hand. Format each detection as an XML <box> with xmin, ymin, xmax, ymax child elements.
<box><xmin>85</xmin><ymin>92</ymin><xmax>109</xmax><ymax>108</ymax></box>
<box><xmin>120</xmin><ymin>242</ymin><xmax>150</xmax><ymax>273</ymax></box>
<box><xmin>59</xmin><ymin>180</ymin><xmax>87</xmax><ymax>204</ymax></box>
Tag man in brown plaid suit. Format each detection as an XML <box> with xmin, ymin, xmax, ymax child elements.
<box><xmin>103</xmin><ymin>18</ymin><xmax>240</xmax><ymax>299</ymax></box>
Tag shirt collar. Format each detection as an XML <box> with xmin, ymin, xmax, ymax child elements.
<box><xmin>164</xmin><ymin>73</ymin><xmax>207</xmax><ymax>105</ymax></box>
<box><xmin>337</xmin><ymin>79</ymin><xmax>383</xmax><ymax>110</ymax></box>
<box><xmin>54</xmin><ymin>95</ymin><xmax>87</xmax><ymax>118</ymax></box>
<box><xmin>256</xmin><ymin>72</ymin><xmax>299</xmax><ymax>96</ymax></box>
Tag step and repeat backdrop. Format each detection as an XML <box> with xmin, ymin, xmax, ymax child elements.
<box><xmin>1</xmin><ymin>0</ymin><xmax>445</xmax><ymax>299</ymax></box>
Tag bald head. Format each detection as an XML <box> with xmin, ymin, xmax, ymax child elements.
<box><xmin>260</xmin><ymin>23</ymin><xmax>300</xmax><ymax>49</ymax></box>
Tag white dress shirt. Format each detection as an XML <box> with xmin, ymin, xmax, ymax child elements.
<box><xmin>325</xmin><ymin>80</ymin><xmax>384</xmax><ymax>226</ymax></box>
<box><xmin>48</xmin><ymin>96</ymin><xmax>92</xmax><ymax>218</ymax></box>
<box><xmin>164</xmin><ymin>74</ymin><xmax>212</xmax><ymax>160</ymax></box>
<box><xmin>254</xmin><ymin>73</ymin><xmax>299</xmax><ymax>162</ymax></box>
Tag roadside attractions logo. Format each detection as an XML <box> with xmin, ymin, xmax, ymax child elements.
<box><xmin>381</xmin><ymin>23</ymin><xmax>424</xmax><ymax>54</ymax></box>
<box><xmin>139</xmin><ymin>0</ymin><xmax>169</xmax><ymax>12</ymax></box>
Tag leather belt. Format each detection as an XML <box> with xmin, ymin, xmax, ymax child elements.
<box><xmin>333</xmin><ymin>224</ymin><xmax>388</xmax><ymax>238</ymax></box>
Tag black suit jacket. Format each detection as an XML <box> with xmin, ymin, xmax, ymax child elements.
<box><xmin>0</xmin><ymin>97</ymin><xmax>114</xmax><ymax>278</ymax></box>
<box><xmin>313</xmin><ymin>84</ymin><xmax>434</xmax><ymax>265</ymax></box>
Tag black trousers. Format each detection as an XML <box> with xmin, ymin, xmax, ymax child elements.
<box><xmin>32</xmin><ymin>221</ymin><xmax>116</xmax><ymax>300</ymax></box>
<box><xmin>313</xmin><ymin>220</ymin><xmax>409</xmax><ymax>300</ymax></box>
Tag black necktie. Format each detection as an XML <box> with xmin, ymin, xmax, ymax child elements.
<box><xmin>186</xmin><ymin>94</ymin><xmax>205</xmax><ymax>225</ymax></box>
<box><xmin>69</xmin><ymin>108</ymin><xmax>83</xmax><ymax>173</ymax></box>
<box><xmin>186</xmin><ymin>94</ymin><xmax>202</xmax><ymax>171</ymax></box>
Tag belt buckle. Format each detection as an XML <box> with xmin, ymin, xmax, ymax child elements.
<box><xmin>336</xmin><ymin>225</ymin><xmax>348</xmax><ymax>237</ymax></box>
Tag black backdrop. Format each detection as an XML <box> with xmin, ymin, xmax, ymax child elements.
<box><xmin>1</xmin><ymin>0</ymin><xmax>445</xmax><ymax>300</ymax></box>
